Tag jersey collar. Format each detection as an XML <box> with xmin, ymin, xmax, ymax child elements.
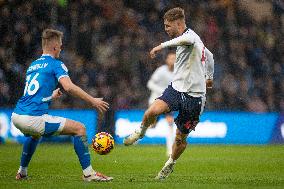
<box><xmin>41</xmin><ymin>54</ymin><xmax>54</xmax><ymax>58</ymax></box>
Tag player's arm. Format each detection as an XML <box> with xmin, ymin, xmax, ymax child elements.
<box><xmin>147</xmin><ymin>69</ymin><xmax>165</xmax><ymax>94</ymax></box>
<box><xmin>150</xmin><ymin>34</ymin><xmax>195</xmax><ymax>58</ymax></box>
<box><xmin>205</xmin><ymin>47</ymin><xmax>214</xmax><ymax>89</ymax></box>
<box><xmin>59</xmin><ymin>77</ymin><xmax>109</xmax><ymax>113</ymax></box>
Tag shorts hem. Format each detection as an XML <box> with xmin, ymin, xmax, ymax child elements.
<box><xmin>53</xmin><ymin>118</ymin><xmax>66</xmax><ymax>135</ymax></box>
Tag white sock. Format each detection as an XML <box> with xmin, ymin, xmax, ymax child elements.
<box><xmin>166</xmin><ymin>125</ymin><xmax>174</xmax><ymax>156</ymax></box>
<box><xmin>136</xmin><ymin>125</ymin><xmax>147</xmax><ymax>136</ymax></box>
<box><xmin>166</xmin><ymin>156</ymin><xmax>176</xmax><ymax>165</ymax></box>
<box><xmin>83</xmin><ymin>165</ymin><xmax>95</xmax><ymax>176</ymax></box>
<box><xmin>18</xmin><ymin>166</ymin><xmax>27</xmax><ymax>175</ymax></box>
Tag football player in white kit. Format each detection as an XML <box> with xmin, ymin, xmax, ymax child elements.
<box><xmin>124</xmin><ymin>7</ymin><xmax>214</xmax><ymax>180</ymax></box>
<box><xmin>147</xmin><ymin>52</ymin><xmax>175</xmax><ymax>156</ymax></box>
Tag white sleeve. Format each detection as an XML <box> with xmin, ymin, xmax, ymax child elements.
<box><xmin>161</xmin><ymin>33</ymin><xmax>195</xmax><ymax>48</ymax></box>
<box><xmin>205</xmin><ymin>48</ymin><xmax>214</xmax><ymax>80</ymax></box>
<box><xmin>147</xmin><ymin>68</ymin><xmax>165</xmax><ymax>94</ymax></box>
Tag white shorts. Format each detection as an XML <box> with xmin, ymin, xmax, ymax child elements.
<box><xmin>11</xmin><ymin>113</ymin><xmax>66</xmax><ymax>137</ymax></box>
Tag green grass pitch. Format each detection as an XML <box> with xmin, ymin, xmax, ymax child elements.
<box><xmin>0</xmin><ymin>143</ymin><xmax>284</xmax><ymax>189</ymax></box>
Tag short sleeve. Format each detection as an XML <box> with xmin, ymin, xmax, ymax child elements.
<box><xmin>54</xmin><ymin>61</ymin><xmax>69</xmax><ymax>81</ymax></box>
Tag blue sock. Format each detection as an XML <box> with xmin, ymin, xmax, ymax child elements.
<box><xmin>20</xmin><ymin>137</ymin><xmax>39</xmax><ymax>167</ymax></box>
<box><xmin>73</xmin><ymin>136</ymin><xmax>91</xmax><ymax>170</ymax></box>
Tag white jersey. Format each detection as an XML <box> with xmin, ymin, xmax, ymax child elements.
<box><xmin>161</xmin><ymin>28</ymin><xmax>213</xmax><ymax>97</ymax></box>
<box><xmin>147</xmin><ymin>65</ymin><xmax>174</xmax><ymax>105</ymax></box>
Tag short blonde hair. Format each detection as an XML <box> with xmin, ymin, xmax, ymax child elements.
<box><xmin>42</xmin><ymin>29</ymin><xmax>63</xmax><ymax>48</ymax></box>
<box><xmin>163</xmin><ymin>7</ymin><xmax>185</xmax><ymax>21</ymax></box>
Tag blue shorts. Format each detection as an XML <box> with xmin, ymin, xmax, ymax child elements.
<box><xmin>158</xmin><ymin>85</ymin><xmax>206</xmax><ymax>134</ymax></box>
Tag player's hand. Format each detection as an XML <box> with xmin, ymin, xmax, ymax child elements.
<box><xmin>92</xmin><ymin>98</ymin><xmax>109</xmax><ymax>114</ymax></box>
<box><xmin>52</xmin><ymin>88</ymin><xmax>63</xmax><ymax>100</ymax></box>
<box><xmin>150</xmin><ymin>45</ymin><xmax>162</xmax><ymax>59</ymax></box>
<box><xmin>206</xmin><ymin>79</ymin><xmax>213</xmax><ymax>89</ymax></box>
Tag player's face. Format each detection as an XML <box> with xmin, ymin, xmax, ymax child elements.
<box><xmin>166</xmin><ymin>53</ymin><xmax>176</xmax><ymax>71</ymax></box>
<box><xmin>164</xmin><ymin>20</ymin><xmax>179</xmax><ymax>38</ymax></box>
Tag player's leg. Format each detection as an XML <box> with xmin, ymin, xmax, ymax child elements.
<box><xmin>60</xmin><ymin>119</ymin><xmax>91</xmax><ymax>175</ymax></box>
<box><xmin>11</xmin><ymin>113</ymin><xmax>42</xmax><ymax>180</ymax></box>
<box><xmin>156</xmin><ymin>95</ymin><xmax>205</xmax><ymax>180</ymax></box>
<box><xmin>124</xmin><ymin>85</ymin><xmax>179</xmax><ymax>146</ymax></box>
<box><xmin>16</xmin><ymin>135</ymin><xmax>41</xmax><ymax>180</ymax></box>
<box><xmin>60</xmin><ymin>119</ymin><xmax>113</xmax><ymax>182</ymax></box>
<box><xmin>166</xmin><ymin>125</ymin><xmax>174</xmax><ymax>156</ymax></box>
<box><xmin>142</xmin><ymin>99</ymin><xmax>170</xmax><ymax>132</ymax></box>
<box><xmin>123</xmin><ymin>99</ymin><xmax>170</xmax><ymax>145</ymax></box>
<box><xmin>171</xmin><ymin>129</ymin><xmax>188</xmax><ymax>160</ymax></box>
<box><xmin>156</xmin><ymin>129</ymin><xmax>188</xmax><ymax>180</ymax></box>
<box><xmin>165</xmin><ymin>114</ymin><xmax>174</xmax><ymax>156</ymax></box>
<box><xmin>170</xmin><ymin>95</ymin><xmax>204</xmax><ymax>161</ymax></box>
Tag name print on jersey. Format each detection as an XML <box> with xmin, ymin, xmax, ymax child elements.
<box><xmin>27</xmin><ymin>63</ymin><xmax>48</xmax><ymax>72</ymax></box>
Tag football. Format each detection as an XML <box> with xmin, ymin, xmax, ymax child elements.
<box><xmin>92</xmin><ymin>132</ymin><xmax>114</xmax><ymax>155</ymax></box>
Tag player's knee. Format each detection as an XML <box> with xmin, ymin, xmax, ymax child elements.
<box><xmin>175</xmin><ymin>137</ymin><xmax>186</xmax><ymax>146</ymax></box>
<box><xmin>145</xmin><ymin>108</ymin><xmax>159</xmax><ymax>117</ymax></box>
<box><xmin>76</xmin><ymin>123</ymin><xmax>86</xmax><ymax>136</ymax></box>
<box><xmin>144</xmin><ymin>109</ymin><xmax>158</xmax><ymax>125</ymax></box>
<box><xmin>175</xmin><ymin>134</ymin><xmax>187</xmax><ymax>147</ymax></box>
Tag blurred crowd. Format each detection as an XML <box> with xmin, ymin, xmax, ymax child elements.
<box><xmin>0</xmin><ymin>0</ymin><xmax>283</xmax><ymax>112</ymax></box>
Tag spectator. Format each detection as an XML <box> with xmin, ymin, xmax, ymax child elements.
<box><xmin>0</xmin><ymin>0</ymin><xmax>283</xmax><ymax>113</ymax></box>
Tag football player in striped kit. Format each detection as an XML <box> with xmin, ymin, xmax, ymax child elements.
<box><xmin>124</xmin><ymin>7</ymin><xmax>214</xmax><ymax>180</ymax></box>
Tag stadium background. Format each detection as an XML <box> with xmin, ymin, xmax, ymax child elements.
<box><xmin>0</xmin><ymin>0</ymin><xmax>283</xmax><ymax>142</ymax></box>
<box><xmin>0</xmin><ymin>0</ymin><xmax>284</xmax><ymax>188</ymax></box>
<box><xmin>0</xmin><ymin>0</ymin><xmax>283</xmax><ymax>112</ymax></box>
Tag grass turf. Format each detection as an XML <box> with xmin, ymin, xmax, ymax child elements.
<box><xmin>0</xmin><ymin>143</ymin><xmax>284</xmax><ymax>189</ymax></box>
